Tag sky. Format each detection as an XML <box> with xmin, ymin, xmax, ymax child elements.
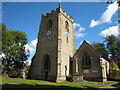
<box><xmin>1</xmin><ymin>0</ymin><xmax>116</xmax><ymax>2</ymax></box>
<box><xmin>2</xmin><ymin>1</ymin><xmax>119</xmax><ymax>64</ymax></box>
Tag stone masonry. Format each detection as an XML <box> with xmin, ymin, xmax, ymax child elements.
<box><xmin>27</xmin><ymin>4</ymin><xmax>109</xmax><ymax>82</ymax></box>
<box><xmin>27</xmin><ymin>4</ymin><xmax>76</xmax><ymax>82</ymax></box>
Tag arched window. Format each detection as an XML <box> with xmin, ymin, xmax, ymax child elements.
<box><xmin>65</xmin><ymin>21</ymin><xmax>69</xmax><ymax>42</ymax></box>
<box><xmin>82</xmin><ymin>52</ymin><xmax>91</xmax><ymax>67</ymax></box>
<box><xmin>44</xmin><ymin>54</ymin><xmax>50</xmax><ymax>70</ymax></box>
<box><xmin>48</xmin><ymin>20</ymin><xmax>52</xmax><ymax>29</ymax></box>
<box><xmin>65</xmin><ymin>21</ymin><xmax>69</xmax><ymax>32</ymax></box>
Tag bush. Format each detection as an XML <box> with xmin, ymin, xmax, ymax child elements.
<box><xmin>66</xmin><ymin>74</ymin><xmax>73</xmax><ymax>82</ymax></box>
<box><xmin>8</xmin><ymin>69</ymin><xmax>18</xmax><ymax>78</ymax></box>
<box><xmin>110</xmin><ymin>62</ymin><xmax>120</xmax><ymax>80</ymax></box>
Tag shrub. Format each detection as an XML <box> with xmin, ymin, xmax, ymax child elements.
<box><xmin>66</xmin><ymin>74</ymin><xmax>73</xmax><ymax>82</ymax></box>
<box><xmin>109</xmin><ymin>62</ymin><xmax>120</xmax><ymax>80</ymax></box>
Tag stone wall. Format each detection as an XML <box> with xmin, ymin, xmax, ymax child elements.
<box><xmin>27</xmin><ymin>7</ymin><xmax>76</xmax><ymax>82</ymax></box>
<box><xmin>73</xmin><ymin>41</ymin><xmax>103</xmax><ymax>81</ymax></box>
<box><xmin>56</xmin><ymin>8</ymin><xmax>75</xmax><ymax>82</ymax></box>
<box><xmin>27</xmin><ymin>11</ymin><xmax>58</xmax><ymax>81</ymax></box>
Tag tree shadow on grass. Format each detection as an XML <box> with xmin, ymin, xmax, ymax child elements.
<box><xmin>2</xmin><ymin>84</ymin><xmax>98</xmax><ymax>90</ymax></box>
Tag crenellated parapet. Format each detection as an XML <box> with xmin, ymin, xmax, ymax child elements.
<box><xmin>42</xmin><ymin>7</ymin><xmax>73</xmax><ymax>22</ymax></box>
<box><xmin>62</xmin><ymin>10</ymin><xmax>73</xmax><ymax>22</ymax></box>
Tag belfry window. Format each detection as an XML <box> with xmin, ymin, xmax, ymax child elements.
<box><xmin>65</xmin><ymin>21</ymin><xmax>69</xmax><ymax>42</ymax></box>
<box><xmin>44</xmin><ymin>54</ymin><xmax>50</xmax><ymax>70</ymax></box>
<box><xmin>65</xmin><ymin>21</ymin><xmax>69</xmax><ymax>32</ymax></box>
<box><xmin>82</xmin><ymin>52</ymin><xmax>91</xmax><ymax>68</ymax></box>
<box><xmin>48</xmin><ymin>19</ymin><xmax>52</xmax><ymax>29</ymax></box>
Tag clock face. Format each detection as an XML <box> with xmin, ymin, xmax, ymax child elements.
<box><xmin>65</xmin><ymin>32</ymin><xmax>69</xmax><ymax>37</ymax></box>
<box><xmin>46</xmin><ymin>31</ymin><xmax>51</xmax><ymax>36</ymax></box>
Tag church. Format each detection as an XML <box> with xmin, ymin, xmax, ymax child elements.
<box><xmin>27</xmin><ymin>4</ymin><xmax>109</xmax><ymax>82</ymax></box>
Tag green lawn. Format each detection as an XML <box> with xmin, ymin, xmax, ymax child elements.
<box><xmin>1</xmin><ymin>75</ymin><xmax>119</xmax><ymax>89</ymax></box>
<box><xmin>60</xmin><ymin>80</ymin><xmax>118</xmax><ymax>84</ymax></box>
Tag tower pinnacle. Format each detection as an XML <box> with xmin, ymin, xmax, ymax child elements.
<box><xmin>42</xmin><ymin>11</ymin><xmax>44</xmax><ymax>15</ymax></box>
<box><xmin>41</xmin><ymin>11</ymin><xmax>45</xmax><ymax>18</ymax></box>
<box><xmin>58</xmin><ymin>3</ymin><xmax>61</xmax><ymax>8</ymax></box>
<box><xmin>58</xmin><ymin>0</ymin><xmax>62</xmax><ymax>8</ymax></box>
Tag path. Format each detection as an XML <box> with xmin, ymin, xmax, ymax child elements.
<box><xmin>99</xmin><ymin>83</ymin><xmax>117</xmax><ymax>89</ymax></box>
<box><xmin>58</xmin><ymin>82</ymin><xmax>120</xmax><ymax>89</ymax></box>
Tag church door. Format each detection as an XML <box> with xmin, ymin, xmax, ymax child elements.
<box><xmin>45</xmin><ymin>71</ymin><xmax>48</xmax><ymax>81</ymax></box>
<box><xmin>44</xmin><ymin>54</ymin><xmax>50</xmax><ymax>81</ymax></box>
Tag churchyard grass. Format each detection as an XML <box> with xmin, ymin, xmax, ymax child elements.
<box><xmin>1</xmin><ymin>75</ymin><xmax>103</xmax><ymax>89</ymax></box>
<box><xmin>60</xmin><ymin>80</ymin><xmax>118</xmax><ymax>84</ymax></box>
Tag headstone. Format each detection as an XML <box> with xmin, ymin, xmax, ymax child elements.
<box><xmin>19</xmin><ymin>70</ymin><xmax>26</xmax><ymax>79</ymax></box>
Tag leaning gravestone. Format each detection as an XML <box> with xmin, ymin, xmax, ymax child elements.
<box><xmin>19</xmin><ymin>70</ymin><xmax>26</xmax><ymax>79</ymax></box>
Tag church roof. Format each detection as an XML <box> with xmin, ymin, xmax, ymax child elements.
<box><xmin>73</xmin><ymin>40</ymin><xmax>100</xmax><ymax>58</ymax></box>
<box><xmin>78</xmin><ymin>40</ymin><xmax>94</xmax><ymax>50</ymax></box>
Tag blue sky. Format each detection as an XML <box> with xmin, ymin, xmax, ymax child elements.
<box><xmin>2</xmin><ymin>1</ymin><xmax>118</xmax><ymax>64</ymax></box>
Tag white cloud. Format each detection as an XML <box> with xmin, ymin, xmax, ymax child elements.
<box><xmin>73</xmin><ymin>23</ymin><xmax>81</xmax><ymax>28</ymax></box>
<box><xmin>75</xmin><ymin>33</ymin><xmax>87</xmax><ymax>38</ymax></box>
<box><xmin>90</xmin><ymin>19</ymin><xmax>99</xmax><ymax>28</ymax></box>
<box><xmin>74</xmin><ymin>23</ymin><xmax>87</xmax><ymax>38</ymax></box>
<box><xmin>79</xmin><ymin>27</ymin><xmax>85</xmax><ymax>32</ymax></box>
<box><xmin>90</xmin><ymin>1</ymin><xmax>118</xmax><ymax>28</ymax></box>
<box><xmin>25</xmin><ymin>38</ymin><xmax>38</xmax><ymax>54</ymax></box>
<box><xmin>99</xmin><ymin>25</ymin><xmax>118</xmax><ymax>37</ymax></box>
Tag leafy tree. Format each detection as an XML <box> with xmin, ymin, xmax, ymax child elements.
<box><xmin>116</xmin><ymin>40</ymin><xmax>120</xmax><ymax>66</ymax></box>
<box><xmin>91</xmin><ymin>35</ymin><xmax>120</xmax><ymax>68</ymax></box>
<box><xmin>0</xmin><ymin>23</ymin><xmax>2</xmax><ymax>74</ymax></box>
<box><xmin>104</xmin><ymin>35</ymin><xmax>120</xmax><ymax>60</ymax></box>
<box><xmin>1</xmin><ymin>23</ymin><xmax>30</xmax><ymax>74</ymax></box>
<box><xmin>92</xmin><ymin>42</ymin><xmax>108</xmax><ymax>60</ymax></box>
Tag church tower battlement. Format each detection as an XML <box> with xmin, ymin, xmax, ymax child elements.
<box><xmin>41</xmin><ymin>4</ymin><xmax>73</xmax><ymax>22</ymax></box>
<box><xmin>27</xmin><ymin>3</ymin><xmax>76</xmax><ymax>82</ymax></box>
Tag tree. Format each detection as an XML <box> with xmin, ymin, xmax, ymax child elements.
<box><xmin>104</xmin><ymin>35</ymin><xmax>120</xmax><ymax>60</ymax></box>
<box><xmin>92</xmin><ymin>42</ymin><xmax>108</xmax><ymax>60</ymax></box>
<box><xmin>104</xmin><ymin>35</ymin><xmax>120</xmax><ymax>68</ymax></box>
<box><xmin>1</xmin><ymin>23</ymin><xmax>30</xmax><ymax>74</ymax></box>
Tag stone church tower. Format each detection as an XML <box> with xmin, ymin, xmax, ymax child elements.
<box><xmin>27</xmin><ymin>4</ymin><xmax>76</xmax><ymax>82</ymax></box>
